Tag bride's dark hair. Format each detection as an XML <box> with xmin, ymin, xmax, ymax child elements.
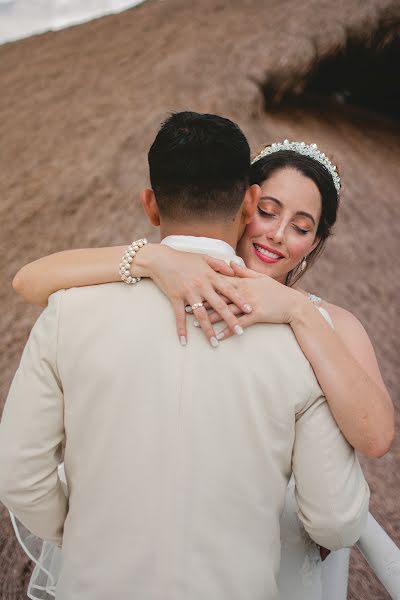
<box><xmin>250</xmin><ymin>150</ymin><xmax>340</xmax><ymax>286</ymax></box>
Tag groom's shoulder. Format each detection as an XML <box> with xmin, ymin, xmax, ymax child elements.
<box><xmin>54</xmin><ymin>280</ymin><xmax>163</xmax><ymax>312</ymax></box>
<box><xmin>49</xmin><ymin>282</ymin><xmax>124</xmax><ymax>308</ymax></box>
<box><xmin>242</xmin><ymin>323</ymin><xmax>323</xmax><ymax>400</ymax></box>
<box><xmin>245</xmin><ymin>321</ymin><xmax>305</xmax><ymax>357</ymax></box>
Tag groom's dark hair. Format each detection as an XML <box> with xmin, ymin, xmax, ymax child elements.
<box><xmin>148</xmin><ymin>111</ymin><xmax>251</xmax><ymax>220</ymax></box>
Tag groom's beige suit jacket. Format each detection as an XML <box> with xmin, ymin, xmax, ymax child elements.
<box><xmin>0</xmin><ymin>238</ymin><xmax>369</xmax><ymax>600</ymax></box>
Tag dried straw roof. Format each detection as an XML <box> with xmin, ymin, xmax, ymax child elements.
<box><xmin>0</xmin><ymin>1</ymin><xmax>399</xmax><ymax>598</ymax></box>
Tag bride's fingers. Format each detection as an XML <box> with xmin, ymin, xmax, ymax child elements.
<box><xmin>204</xmin><ymin>305</ymin><xmax>242</xmax><ymax>325</ymax></box>
<box><xmin>186</xmin><ymin>295</ymin><xmax>219</xmax><ymax>347</ymax></box>
<box><xmin>202</xmin><ymin>294</ymin><xmax>230</xmax><ymax>311</ymax></box>
<box><xmin>173</xmin><ymin>300</ymin><xmax>188</xmax><ymax>346</ymax></box>
<box><xmin>215</xmin><ymin>278</ymin><xmax>253</xmax><ymax>314</ymax></box>
<box><xmin>203</xmin><ymin>290</ymin><xmax>245</xmax><ymax>337</ymax></box>
<box><xmin>230</xmin><ymin>262</ymin><xmax>262</xmax><ymax>279</ymax></box>
<box><xmin>206</xmin><ymin>256</ymin><xmax>235</xmax><ymax>276</ymax></box>
<box><xmin>216</xmin><ymin>313</ymin><xmax>255</xmax><ymax>341</ymax></box>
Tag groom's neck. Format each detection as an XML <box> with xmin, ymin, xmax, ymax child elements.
<box><xmin>159</xmin><ymin>221</ymin><xmax>239</xmax><ymax>249</ymax></box>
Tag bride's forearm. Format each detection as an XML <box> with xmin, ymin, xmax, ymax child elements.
<box><xmin>290</xmin><ymin>302</ymin><xmax>394</xmax><ymax>458</ymax></box>
<box><xmin>12</xmin><ymin>247</ymin><xmax>126</xmax><ymax>306</ymax></box>
<box><xmin>12</xmin><ymin>245</ymin><xmax>157</xmax><ymax>306</ymax></box>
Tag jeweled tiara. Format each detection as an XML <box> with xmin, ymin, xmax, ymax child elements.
<box><xmin>251</xmin><ymin>139</ymin><xmax>341</xmax><ymax>194</ymax></box>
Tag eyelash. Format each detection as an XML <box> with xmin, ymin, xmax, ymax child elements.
<box><xmin>295</xmin><ymin>226</ymin><xmax>309</xmax><ymax>235</ymax></box>
<box><xmin>257</xmin><ymin>208</ymin><xmax>309</xmax><ymax>235</ymax></box>
<box><xmin>257</xmin><ymin>207</ymin><xmax>277</xmax><ymax>219</ymax></box>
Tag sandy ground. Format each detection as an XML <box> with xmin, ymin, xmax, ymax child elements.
<box><xmin>0</xmin><ymin>1</ymin><xmax>399</xmax><ymax>598</ymax></box>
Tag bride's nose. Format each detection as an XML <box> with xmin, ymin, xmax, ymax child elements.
<box><xmin>267</xmin><ymin>219</ymin><xmax>285</xmax><ymax>244</ymax></box>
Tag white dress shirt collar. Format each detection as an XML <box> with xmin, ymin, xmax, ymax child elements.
<box><xmin>161</xmin><ymin>235</ymin><xmax>244</xmax><ymax>265</ymax></box>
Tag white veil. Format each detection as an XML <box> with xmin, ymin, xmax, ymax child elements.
<box><xmin>10</xmin><ymin>464</ymin><xmax>67</xmax><ymax>600</ymax></box>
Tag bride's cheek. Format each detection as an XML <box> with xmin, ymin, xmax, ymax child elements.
<box><xmin>287</xmin><ymin>237</ymin><xmax>314</xmax><ymax>263</ymax></box>
<box><xmin>237</xmin><ymin>222</ymin><xmax>261</xmax><ymax>260</ymax></box>
<box><xmin>244</xmin><ymin>218</ymin><xmax>262</xmax><ymax>238</ymax></box>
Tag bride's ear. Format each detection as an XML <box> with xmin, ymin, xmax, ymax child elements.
<box><xmin>140</xmin><ymin>189</ymin><xmax>160</xmax><ymax>227</ymax></box>
<box><xmin>242</xmin><ymin>184</ymin><xmax>261</xmax><ymax>224</ymax></box>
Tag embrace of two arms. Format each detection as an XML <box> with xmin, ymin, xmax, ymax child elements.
<box><xmin>13</xmin><ymin>242</ymin><xmax>394</xmax><ymax>460</ymax></box>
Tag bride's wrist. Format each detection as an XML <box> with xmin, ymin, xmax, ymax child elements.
<box><xmin>129</xmin><ymin>243</ymin><xmax>157</xmax><ymax>278</ymax></box>
<box><xmin>289</xmin><ymin>296</ymin><xmax>318</xmax><ymax>329</ymax></box>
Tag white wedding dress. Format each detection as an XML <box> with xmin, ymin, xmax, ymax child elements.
<box><xmin>11</xmin><ymin>294</ymin><xmax>350</xmax><ymax>600</ymax></box>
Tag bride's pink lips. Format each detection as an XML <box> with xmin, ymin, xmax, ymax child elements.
<box><xmin>253</xmin><ymin>243</ymin><xmax>284</xmax><ymax>264</ymax></box>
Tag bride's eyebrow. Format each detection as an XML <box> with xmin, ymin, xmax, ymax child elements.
<box><xmin>259</xmin><ymin>196</ymin><xmax>315</xmax><ymax>226</ymax></box>
<box><xmin>296</xmin><ymin>211</ymin><xmax>315</xmax><ymax>226</ymax></box>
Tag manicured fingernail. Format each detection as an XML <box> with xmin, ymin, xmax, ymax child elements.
<box><xmin>234</xmin><ymin>325</ymin><xmax>243</xmax><ymax>336</ymax></box>
<box><xmin>185</xmin><ymin>306</ymin><xmax>193</xmax><ymax>313</ymax></box>
<box><xmin>180</xmin><ymin>336</ymin><xmax>187</xmax><ymax>346</ymax></box>
<box><xmin>216</xmin><ymin>331</ymin><xmax>225</xmax><ymax>340</ymax></box>
<box><xmin>193</xmin><ymin>319</ymin><xmax>199</xmax><ymax>327</ymax></box>
<box><xmin>210</xmin><ymin>336</ymin><xmax>219</xmax><ymax>348</ymax></box>
<box><xmin>243</xmin><ymin>304</ymin><xmax>252</xmax><ymax>313</ymax></box>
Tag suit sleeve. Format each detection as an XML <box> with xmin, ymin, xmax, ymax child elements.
<box><xmin>0</xmin><ymin>291</ymin><xmax>67</xmax><ymax>545</ymax></box>
<box><xmin>293</xmin><ymin>392</ymin><xmax>370</xmax><ymax>550</ymax></box>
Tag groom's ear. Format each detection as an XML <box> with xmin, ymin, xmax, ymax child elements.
<box><xmin>242</xmin><ymin>184</ymin><xmax>261</xmax><ymax>225</ymax></box>
<box><xmin>140</xmin><ymin>188</ymin><xmax>161</xmax><ymax>227</ymax></box>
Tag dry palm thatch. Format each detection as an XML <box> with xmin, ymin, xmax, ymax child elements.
<box><xmin>0</xmin><ymin>1</ymin><xmax>399</xmax><ymax>598</ymax></box>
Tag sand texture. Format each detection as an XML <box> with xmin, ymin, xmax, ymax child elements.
<box><xmin>0</xmin><ymin>1</ymin><xmax>399</xmax><ymax>598</ymax></box>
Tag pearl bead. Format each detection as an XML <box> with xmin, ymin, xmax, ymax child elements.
<box><xmin>120</xmin><ymin>239</ymin><xmax>148</xmax><ymax>284</ymax></box>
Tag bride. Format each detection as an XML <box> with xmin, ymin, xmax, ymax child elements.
<box><xmin>12</xmin><ymin>140</ymin><xmax>394</xmax><ymax>599</ymax></box>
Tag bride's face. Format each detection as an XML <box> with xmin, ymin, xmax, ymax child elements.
<box><xmin>237</xmin><ymin>167</ymin><xmax>322</xmax><ymax>284</ymax></box>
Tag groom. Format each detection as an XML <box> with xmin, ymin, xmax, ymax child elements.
<box><xmin>0</xmin><ymin>112</ymin><xmax>369</xmax><ymax>600</ymax></box>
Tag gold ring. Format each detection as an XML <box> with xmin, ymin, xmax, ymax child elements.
<box><xmin>191</xmin><ymin>302</ymin><xmax>204</xmax><ymax>311</ymax></box>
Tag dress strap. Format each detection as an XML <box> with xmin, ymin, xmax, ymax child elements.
<box><xmin>307</xmin><ymin>293</ymin><xmax>334</xmax><ymax>329</ymax></box>
<box><xmin>308</xmin><ymin>293</ymin><xmax>322</xmax><ymax>305</ymax></box>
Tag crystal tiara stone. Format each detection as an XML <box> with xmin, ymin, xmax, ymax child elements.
<box><xmin>251</xmin><ymin>140</ymin><xmax>341</xmax><ymax>194</ymax></box>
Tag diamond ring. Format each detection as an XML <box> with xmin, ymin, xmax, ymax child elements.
<box><xmin>191</xmin><ymin>302</ymin><xmax>204</xmax><ymax>311</ymax></box>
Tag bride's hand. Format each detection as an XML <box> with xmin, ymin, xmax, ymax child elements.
<box><xmin>135</xmin><ymin>245</ymin><xmax>253</xmax><ymax>345</ymax></box>
<box><xmin>202</xmin><ymin>262</ymin><xmax>308</xmax><ymax>340</ymax></box>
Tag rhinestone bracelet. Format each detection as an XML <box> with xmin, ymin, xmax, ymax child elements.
<box><xmin>119</xmin><ymin>238</ymin><xmax>148</xmax><ymax>284</ymax></box>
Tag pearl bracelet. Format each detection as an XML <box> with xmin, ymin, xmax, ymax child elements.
<box><xmin>119</xmin><ymin>238</ymin><xmax>148</xmax><ymax>284</ymax></box>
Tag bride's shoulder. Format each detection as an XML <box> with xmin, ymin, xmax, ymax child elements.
<box><xmin>318</xmin><ymin>300</ymin><xmax>359</xmax><ymax>324</ymax></box>
<box><xmin>299</xmin><ymin>288</ymin><xmax>366</xmax><ymax>334</ymax></box>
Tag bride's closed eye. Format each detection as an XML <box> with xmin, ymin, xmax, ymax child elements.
<box><xmin>257</xmin><ymin>207</ymin><xmax>277</xmax><ymax>218</ymax></box>
<box><xmin>258</xmin><ymin>207</ymin><xmax>310</xmax><ymax>235</ymax></box>
<box><xmin>293</xmin><ymin>225</ymin><xmax>310</xmax><ymax>235</ymax></box>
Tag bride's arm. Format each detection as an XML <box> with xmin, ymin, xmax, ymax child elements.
<box><xmin>213</xmin><ymin>264</ymin><xmax>395</xmax><ymax>459</ymax></box>
<box><xmin>12</xmin><ymin>244</ymin><xmax>251</xmax><ymax>343</ymax></box>
<box><xmin>13</xmin><ymin>246</ymin><xmax>128</xmax><ymax>307</ymax></box>
<box><xmin>289</xmin><ymin>300</ymin><xmax>394</xmax><ymax>458</ymax></box>
<box><xmin>14</xmin><ymin>247</ymin><xmax>394</xmax><ymax>456</ymax></box>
